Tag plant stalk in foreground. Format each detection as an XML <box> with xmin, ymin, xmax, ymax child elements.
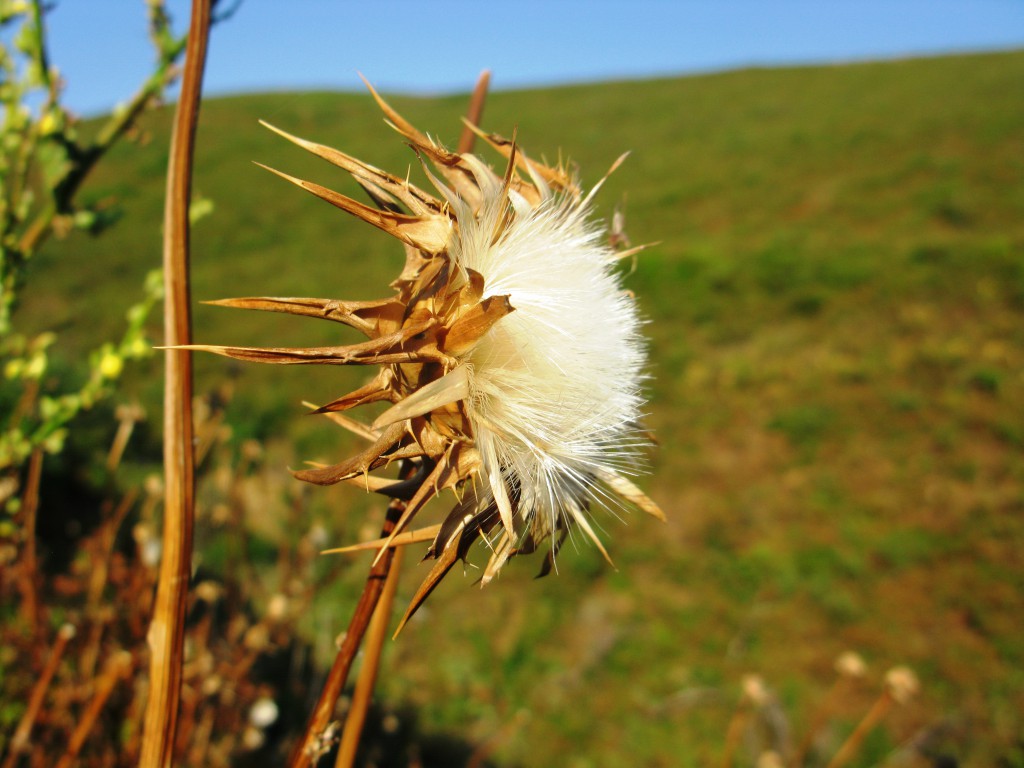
<box><xmin>289</xmin><ymin>493</ymin><xmax>407</xmax><ymax>768</ymax></box>
<box><xmin>139</xmin><ymin>1</ymin><xmax>210</xmax><ymax>765</ymax></box>
<box><xmin>335</xmin><ymin>546</ymin><xmax>405</xmax><ymax>768</ymax></box>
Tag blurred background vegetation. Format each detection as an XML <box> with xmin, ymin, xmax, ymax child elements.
<box><xmin>3</xmin><ymin>42</ymin><xmax>1023</xmax><ymax>766</ymax></box>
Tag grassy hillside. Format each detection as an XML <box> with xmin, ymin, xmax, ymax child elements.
<box><xmin>16</xmin><ymin>50</ymin><xmax>1024</xmax><ymax>765</ymax></box>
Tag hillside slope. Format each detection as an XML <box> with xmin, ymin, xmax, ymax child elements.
<box><xmin>17</xmin><ymin>50</ymin><xmax>1024</xmax><ymax>765</ymax></box>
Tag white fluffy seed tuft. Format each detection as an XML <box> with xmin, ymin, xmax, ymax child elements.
<box><xmin>451</xmin><ymin>174</ymin><xmax>646</xmax><ymax>539</ymax></box>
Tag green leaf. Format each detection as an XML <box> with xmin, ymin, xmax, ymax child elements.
<box><xmin>189</xmin><ymin>195</ymin><xmax>215</xmax><ymax>225</ymax></box>
<box><xmin>36</xmin><ymin>140</ymin><xmax>71</xmax><ymax>188</ymax></box>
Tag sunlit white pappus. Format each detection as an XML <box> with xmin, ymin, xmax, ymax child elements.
<box><xmin>444</xmin><ymin>161</ymin><xmax>648</xmax><ymax>552</ymax></box>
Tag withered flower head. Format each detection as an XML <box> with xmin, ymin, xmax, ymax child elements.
<box><xmin>190</xmin><ymin>81</ymin><xmax>662</xmax><ymax>623</ymax></box>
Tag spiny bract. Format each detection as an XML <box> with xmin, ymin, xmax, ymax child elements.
<box><xmin>190</xmin><ymin>81</ymin><xmax>663</xmax><ymax>628</ymax></box>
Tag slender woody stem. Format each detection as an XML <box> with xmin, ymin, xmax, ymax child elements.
<box><xmin>288</xmin><ymin>493</ymin><xmax>407</xmax><ymax>768</ymax></box>
<box><xmin>335</xmin><ymin>546</ymin><xmax>405</xmax><ymax>768</ymax></box>
<box><xmin>824</xmin><ymin>692</ymin><xmax>894</xmax><ymax>768</ymax></box>
<box><xmin>1</xmin><ymin>623</ymin><xmax>75</xmax><ymax>768</ymax></box>
<box><xmin>53</xmin><ymin>652</ymin><xmax>133</xmax><ymax>768</ymax></box>
<box><xmin>793</xmin><ymin>674</ymin><xmax>855</xmax><ymax>767</ymax></box>
<box><xmin>15</xmin><ymin>3</ymin><xmax>187</xmax><ymax>260</ymax></box>
<box><xmin>139</xmin><ymin>1</ymin><xmax>210</xmax><ymax>766</ymax></box>
<box><xmin>720</xmin><ymin>705</ymin><xmax>749</xmax><ymax>768</ymax></box>
<box><xmin>457</xmin><ymin>70</ymin><xmax>491</xmax><ymax>154</ymax></box>
<box><xmin>16</xmin><ymin>447</ymin><xmax>43</xmax><ymax>634</ymax></box>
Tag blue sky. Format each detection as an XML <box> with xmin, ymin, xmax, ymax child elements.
<box><xmin>42</xmin><ymin>1</ymin><xmax>1024</xmax><ymax>116</ymax></box>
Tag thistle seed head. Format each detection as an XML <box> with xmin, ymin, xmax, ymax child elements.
<box><xmin>191</xmin><ymin>81</ymin><xmax>662</xmax><ymax>625</ymax></box>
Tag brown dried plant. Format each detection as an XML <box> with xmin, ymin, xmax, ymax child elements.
<box><xmin>715</xmin><ymin>653</ymin><xmax>925</xmax><ymax>768</ymax></box>
<box><xmin>0</xmin><ymin>382</ymin><xmax>330</xmax><ymax>767</ymax></box>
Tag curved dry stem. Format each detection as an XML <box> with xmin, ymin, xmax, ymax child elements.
<box><xmin>138</xmin><ymin>1</ymin><xmax>210</xmax><ymax>765</ymax></box>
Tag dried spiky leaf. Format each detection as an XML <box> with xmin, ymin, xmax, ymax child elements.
<box><xmin>321</xmin><ymin>525</ymin><xmax>442</xmax><ymax>555</ymax></box>
<box><xmin>256</xmin><ymin>163</ymin><xmax>453</xmax><ymax>254</ymax></box>
<box><xmin>259</xmin><ymin>120</ymin><xmax>444</xmax><ymax>216</ymax></box>
<box><xmin>205</xmin><ymin>296</ymin><xmax>403</xmax><ymax>337</ymax></box>
<box><xmin>596</xmin><ymin>468</ymin><xmax>667</xmax><ymax>521</ymax></box>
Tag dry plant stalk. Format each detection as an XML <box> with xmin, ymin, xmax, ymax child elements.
<box><xmin>720</xmin><ymin>703</ymin><xmax>750</xmax><ymax>768</ymax></box>
<box><xmin>720</xmin><ymin>675</ymin><xmax>768</xmax><ymax>768</ymax></box>
<box><xmin>334</xmin><ymin>546</ymin><xmax>405</xmax><ymax>768</ymax></box>
<box><xmin>793</xmin><ymin>651</ymin><xmax>867</xmax><ymax>766</ymax></box>
<box><xmin>14</xmin><ymin>447</ymin><xmax>42</xmax><ymax>633</ymax></box>
<box><xmin>288</xmin><ymin>493</ymin><xmax>406</xmax><ymax>767</ymax></box>
<box><xmin>1</xmin><ymin>623</ymin><xmax>75</xmax><ymax>768</ymax></box>
<box><xmin>456</xmin><ymin>69</ymin><xmax>491</xmax><ymax>154</ymax></box>
<box><xmin>140</xmin><ymin>0</ymin><xmax>210</xmax><ymax>765</ymax></box>
<box><xmin>1</xmin><ymin>379</ymin><xmax>325</xmax><ymax>767</ymax></box>
<box><xmin>53</xmin><ymin>651</ymin><xmax>134</xmax><ymax>768</ymax></box>
<box><xmin>825</xmin><ymin>666</ymin><xmax>920</xmax><ymax>768</ymax></box>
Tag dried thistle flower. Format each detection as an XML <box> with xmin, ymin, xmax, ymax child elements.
<box><xmin>834</xmin><ymin>651</ymin><xmax>867</xmax><ymax>679</ymax></box>
<box><xmin>883</xmin><ymin>665</ymin><xmax>920</xmax><ymax>705</ymax></box>
<box><xmin>742</xmin><ymin>674</ymin><xmax>770</xmax><ymax>707</ymax></box>
<box><xmin>188</xmin><ymin>81</ymin><xmax>662</xmax><ymax>623</ymax></box>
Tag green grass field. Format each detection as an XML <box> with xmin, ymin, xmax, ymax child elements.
<box><xmin>15</xmin><ymin>49</ymin><xmax>1024</xmax><ymax>765</ymax></box>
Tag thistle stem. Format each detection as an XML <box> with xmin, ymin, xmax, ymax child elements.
<box><xmin>793</xmin><ymin>674</ymin><xmax>855</xmax><ymax>767</ymax></box>
<box><xmin>288</xmin><ymin>489</ymin><xmax>409</xmax><ymax>768</ymax></box>
<box><xmin>457</xmin><ymin>70</ymin><xmax>491</xmax><ymax>154</ymax></box>
<box><xmin>824</xmin><ymin>692</ymin><xmax>893</xmax><ymax>768</ymax></box>
<box><xmin>335</xmin><ymin>546</ymin><xmax>404</xmax><ymax>768</ymax></box>
<box><xmin>720</xmin><ymin>706</ymin><xmax>749</xmax><ymax>768</ymax></box>
<box><xmin>139</xmin><ymin>0</ymin><xmax>210</xmax><ymax>765</ymax></box>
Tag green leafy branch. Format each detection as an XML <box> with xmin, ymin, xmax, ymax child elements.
<box><xmin>0</xmin><ymin>269</ymin><xmax>163</xmax><ymax>475</ymax></box>
<box><xmin>0</xmin><ymin>1</ymin><xmax>187</xmax><ymax>484</ymax></box>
